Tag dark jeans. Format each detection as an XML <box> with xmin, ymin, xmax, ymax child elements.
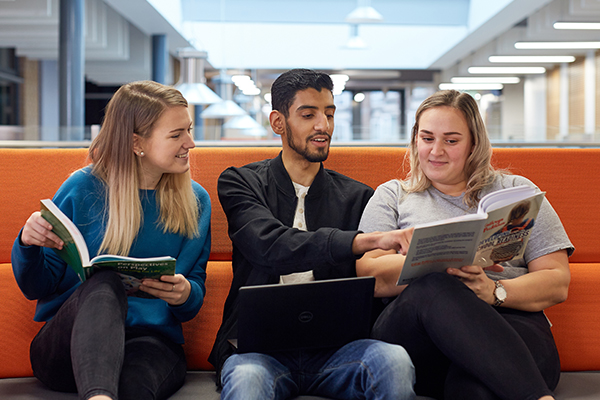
<box><xmin>29</xmin><ymin>270</ymin><xmax>187</xmax><ymax>400</ymax></box>
<box><xmin>372</xmin><ymin>272</ymin><xmax>560</xmax><ymax>400</ymax></box>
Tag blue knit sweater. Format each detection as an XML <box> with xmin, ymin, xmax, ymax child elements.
<box><xmin>11</xmin><ymin>166</ymin><xmax>211</xmax><ymax>344</ymax></box>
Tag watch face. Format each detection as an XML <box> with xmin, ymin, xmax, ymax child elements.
<box><xmin>496</xmin><ymin>286</ymin><xmax>507</xmax><ymax>301</ymax></box>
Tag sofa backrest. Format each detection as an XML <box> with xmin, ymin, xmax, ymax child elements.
<box><xmin>1</xmin><ymin>146</ymin><xmax>600</xmax><ymax>375</ymax></box>
<box><xmin>0</xmin><ymin>147</ymin><xmax>598</xmax><ymax>264</ymax></box>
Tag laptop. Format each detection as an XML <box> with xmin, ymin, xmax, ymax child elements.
<box><xmin>233</xmin><ymin>276</ymin><xmax>376</xmax><ymax>353</ymax></box>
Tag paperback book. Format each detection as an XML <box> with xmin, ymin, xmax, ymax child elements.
<box><xmin>40</xmin><ymin>199</ymin><xmax>175</xmax><ymax>298</ymax></box>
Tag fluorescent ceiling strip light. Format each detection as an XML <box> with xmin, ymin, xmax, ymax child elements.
<box><xmin>515</xmin><ymin>42</ymin><xmax>600</xmax><ymax>49</ymax></box>
<box><xmin>553</xmin><ymin>22</ymin><xmax>600</xmax><ymax>30</ymax></box>
<box><xmin>439</xmin><ymin>83</ymin><xmax>504</xmax><ymax>91</ymax></box>
<box><xmin>451</xmin><ymin>77</ymin><xmax>520</xmax><ymax>84</ymax></box>
<box><xmin>489</xmin><ymin>55</ymin><xmax>575</xmax><ymax>63</ymax></box>
<box><xmin>468</xmin><ymin>67</ymin><xmax>546</xmax><ymax>74</ymax></box>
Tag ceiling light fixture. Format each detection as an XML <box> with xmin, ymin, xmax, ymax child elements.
<box><xmin>330</xmin><ymin>74</ymin><xmax>350</xmax><ymax>95</ymax></box>
<box><xmin>345</xmin><ymin>24</ymin><xmax>367</xmax><ymax>49</ymax></box>
<box><xmin>345</xmin><ymin>1</ymin><xmax>383</xmax><ymax>24</ymax></box>
<box><xmin>439</xmin><ymin>83</ymin><xmax>504</xmax><ymax>91</ymax></box>
<box><xmin>200</xmin><ymin>100</ymin><xmax>247</xmax><ymax>118</ymax></box>
<box><xmin>553</xmin><ymin>22</ymin><xmax>600</xmax><ymax>30</ymax></box>
<box><xmin>222</xmin><ymin>115</ymin><xmax>267</xmax><ymax>136</ymax></box>
<box><xmin>175</xmin><ymin>48</ymin><xmax>222</xmax><ymax>105</ymax></box>
<box><xmin>489</xmin><ymin>55</ymin><xmax>575</xmax><ymax>63</ymax></box>
<box><xmin>232</xmin><ymin>75</ymin><xmax>262</xmax><ymax>96</ymax></box>
<box><xmin>451</xmin><ymin>77</ymin><xmax>520</xmax><ymax>84</ymax></box>
<box><xmin>515</xmin><ymin>41</ymin><xmax>600</xmax><ymax>49</ymax></box>
<box><xmin>354</xmin><ymin>92</ymin><xmax>366</xmax><ymax>102</ymax></box>
<box><xmin>468</xmin><ymin>67</ymin><xmax>546</xmax><ymax>74</ymax></box>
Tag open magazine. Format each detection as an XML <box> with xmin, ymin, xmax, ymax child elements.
<box><xmin>40</xmin><ymin>199</ymin><xmax>175</xmax><ymax>298</ymax></box>
<box><xmin>397</xmin><ymin>185</ymin><xmax>545</xmax><ymax>285</ymax></box>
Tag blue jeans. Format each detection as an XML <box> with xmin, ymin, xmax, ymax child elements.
<box><xmin>220</xmin><ymin>339</ymin><xmax>415</xmax><ymax>400</ymax></box>
<box><xmin>29</xmin><ymin>270</ymin><xmax>187</xmax><ymax>400</ymax></box>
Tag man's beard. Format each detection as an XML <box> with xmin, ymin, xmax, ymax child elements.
<box><xmin>285</xmin><ymin>121</ymin><xmax>330</xmax><ymax>163</ymax></box>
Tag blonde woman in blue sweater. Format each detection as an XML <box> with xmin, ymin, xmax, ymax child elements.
<box><xmin>12</xmin><ymin>81</ymin><xmax>211</xmax><ymax>400</ymax></box>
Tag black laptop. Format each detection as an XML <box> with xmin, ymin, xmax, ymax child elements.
<box><xmin>233</xmin><ymin>276</ymin><xmax>376</xmax><ymax>353</ymax></box>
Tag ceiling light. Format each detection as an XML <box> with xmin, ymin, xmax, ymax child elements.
<box><xmin>175</xmin><ymin>48</ymin><xmax>222</xmax><ymax>105</ymax></box>
<box><xmin>354</xmin><ymin>92</ymin><xmax>366</xmax><ymax>102</ymax></box>
<box><xmin>553</xmin><ymin>22</ymin><xmax>600</xmax><ymax>30</ymax></box>
<box><xmin>232</xmin><ymin>75</ymin><xmax>251</xmax><ymax>84</ymax></box>
<box><xmin>468</xmin><ymin>67</ymin><xmax>546</xmax><ymax>74</ymax></box>
<box><xmin>515</xmin><ymin>42</ymin><xmax>600</xmax><ymax>49</ymax></box>
<box><xmin>344</xmin><ymin>24</ymin><xmax>367</xmax><ymax>49</ymax></box>
<box><xmin>222</xmin><ymin>115</ymin><xmax>267</xmax><ymax>136</ymax></box>
<box><xmin>345</xmin><ymin>35</ymin><xmax>367</xmax><ymax>49</ymax></box>
<box><xmin>330</xmin><ymin>74</ymin><xmax>349</xmax><ymax>95</ymax></box>
<box><xmin>489</xmin><ymin>55</ymin><xmax>575</xmax><ymax>63</ymax></box>
<box><xmin>439</xmin><ymin>83</ymin><xmax>504</xmax><ymax>91</ymax></box>
<box><xmin>451</xmin><ymin>77</ymin><xmax>520</xmax><ymax>84</ymax></box>
<box><xmin>201</xmin><ymin>100</ymin><xmax>247</xmax><ymax>118</ymax></box>
<box><xmin>242</xmin><ymin>87</ymin><xmax>261</xmax><ymax>96</ymax></box>
<box><xmin>175</xmin><ymin>83</ymin><xmax>222</xmax><ymax>105</ymax></box>
<box><xmin>345</xmin><ymin>6</ymin><xmax>383</xmax><ymax>24</ymax></box>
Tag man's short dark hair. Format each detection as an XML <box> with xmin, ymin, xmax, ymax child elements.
<box><xmin>271</xmin><ymin>69</ymin><xmax>334</xmax><ymax>118</ymax></box>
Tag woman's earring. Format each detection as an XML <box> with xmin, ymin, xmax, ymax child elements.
<box><xmin>140</xmin><ymin>151</ymin><xmax>145</xmax><ymax>157</ymax></box>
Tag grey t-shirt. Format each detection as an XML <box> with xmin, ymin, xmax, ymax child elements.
<box><xmin>358</xmin><ymin>174</ymin><xmax>574</xmax><ymax>280</ymax></box>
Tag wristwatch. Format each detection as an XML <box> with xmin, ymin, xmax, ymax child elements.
<box><xmin>493</xmin><ymin>280</ymin><xmax>507</xmax><ymax>307</ymax></box>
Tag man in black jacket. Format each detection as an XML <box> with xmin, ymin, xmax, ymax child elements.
<box><xmin>209</xmin><ymin>68</ymin><xmax>415</xmax><ymax>400</ymax></box>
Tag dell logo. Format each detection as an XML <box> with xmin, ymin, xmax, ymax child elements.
<box><xmin>298</xmin><ymin>311</ymin><xmax>313</xmax><ymax>323</ymax></box>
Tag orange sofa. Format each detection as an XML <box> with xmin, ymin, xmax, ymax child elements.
<box><xmin>1</xmin><ymin>146</ymin><xmax>599</xmax><ymax>399</ymax></box>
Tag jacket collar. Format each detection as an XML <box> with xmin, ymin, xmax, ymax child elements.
<box><xmin>270</xmin><ymin>151</ymin><xmax>327</xmax><ymax>198</ymax></box>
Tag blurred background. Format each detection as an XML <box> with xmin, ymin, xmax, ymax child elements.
<box><xmin>1</xmin><ymin>0</ymin><xmax>600</xmax><ymax>146</ymax></box>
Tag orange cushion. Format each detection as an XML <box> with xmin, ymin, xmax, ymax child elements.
<box><xmin>182</xmin><ymin>261</ymin><xmax>233</xmax><ymax>371</ymax></box>
<box><xmin>0</xmin><ymin>263</ymin><xmax>42</xmax><ymax>378</ymax></box>
<box><xmin>0</xmin><ymin>148</ymin><xmax>89</xmax><ymax>263</ymax></box>
<box><xmin>491</xmin><ymin>148</ymin><xmax>599</xmax><ymax>263</ymax></box>
<box><xmin>546</xmin><ymin>263</ymin><xmax>600</xmax><ymax>371</ymax></box>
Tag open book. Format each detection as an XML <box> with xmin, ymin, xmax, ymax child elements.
<box><xmin>40</xmin><ymin>199</ymin><xmax>175</xmax><ymax>298</ymax></box>
<box><xmin>397</xmin><ymin>185</ymin><xmax>545</xmax><ymax>285</ymax></box>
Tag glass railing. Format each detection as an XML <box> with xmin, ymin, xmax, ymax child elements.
<box><xmin>2</xmin><ymin>124</ymin><xmax>600</xmax><ymax>148</ymax></box>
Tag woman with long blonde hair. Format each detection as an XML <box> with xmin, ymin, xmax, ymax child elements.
<box><xmin>12</xmin><ymin>80</ymin><xmax>211</xmax><ymax>400</ymax></box>
<box><xmin>357</xmin><ymin>90</ymin><xmax>573</xmax><ymax>400</ymax></box>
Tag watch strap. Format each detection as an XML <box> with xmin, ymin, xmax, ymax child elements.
<box><xmin>493</xmin><ymin>280</ymin><xmax>506</xmax><ymax>307</ymax></box>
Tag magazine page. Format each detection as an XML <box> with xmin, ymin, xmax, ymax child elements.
<box><xmin>473</xmin><ymin>192</ymin><xmax>545</xmax><ymax>267</ymax></box>
<box><xmin>397</xmin><ymin>216</ymin><xmax>487</xmax><ymax>285</ymax></box>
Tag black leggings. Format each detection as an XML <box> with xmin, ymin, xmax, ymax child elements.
<box><xmin>372</xmin><ymin>273</ymin><xmax>560</xmax><ymax>400</ymax></box>
<box><xmin>29</xmin><ymin>270</ymin><xmax>187</xmax><ymax>400</ymax></box>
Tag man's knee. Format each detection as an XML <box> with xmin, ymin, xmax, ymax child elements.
<box><xmin>221</xmin><ymin>353</ymin><xmax>287</xmax><ymax>399</ymax></box>
<box><xmin>365</xmin><ymin>340</ymin><xmax>414</xmax><ymax>375</ymax></box>
<box><xmin>357</xmin><ymin>340</ymin><xmax>416</xmax><ymax>399</ymax></box>
<box><xmin>223</xmin><ymin>358</ymin><xmax>272</xmax><ymax>384</ymax></box>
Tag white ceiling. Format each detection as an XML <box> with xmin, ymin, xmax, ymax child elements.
<box><xmin>3</xmin><ymin>0</ymin><xmax>600</xmax><ymax>86</ymax></box>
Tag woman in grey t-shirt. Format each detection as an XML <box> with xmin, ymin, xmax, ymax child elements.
<box><xmin>357</xmin><ymin>90</ymin><xmax>573</xmax><ymax>400</ymax></box>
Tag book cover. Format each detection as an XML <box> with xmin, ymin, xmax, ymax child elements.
<box><xmin>40</xmin><ymin>198</ymin><xmax>90</xmax><ymax>282</ymax></box>
<box><xmin>39</xmin><ymin>199</ymin><xmax>175</xmax><ymax>297</ymax></box>
<box><xmin>397</xmin><ymin>186</ymin><xmax>545</xmax><ymax>285</ymax></box>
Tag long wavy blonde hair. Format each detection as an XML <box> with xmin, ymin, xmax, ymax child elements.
<box><xmin>89</xmin><ymin>80</ymin><xmax>199</xmax><ymax>256</ymax></box>
<box><xmin>402</xmin><ymin>90</ymin><xmax>501</xmax><ymax>208</ymax></box>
